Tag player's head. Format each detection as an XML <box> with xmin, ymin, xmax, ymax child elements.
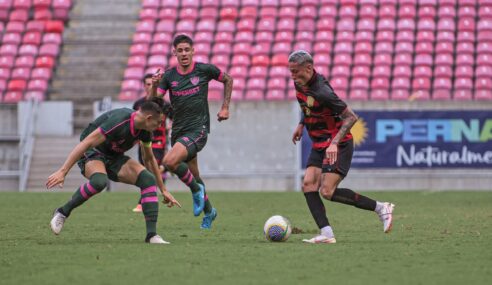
<box><xmin>172</xmin><ymin>34</ymin><xmax>194</xmax><ymax>68</ymax></box>
<box><xmin>138</xmin><ymin>97</ymin><xmax>164</xmax><ymax>131</ymax></box>
<box><xmin>142</xmin><ymin>73</ymin><xmax>153</xmax><ymax>95</ymax></box>
<box><xmin>288</xmin><ymin>50</ymin><xmax>314</xmax><ymax>86</ymax></box>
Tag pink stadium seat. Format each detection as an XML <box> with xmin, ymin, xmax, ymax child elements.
<box><xmin>118</xmin><ymin>91</ymin><xmax>138</xmax><ymax>101</ymax></box>
<box><xmin>124</xmin><ymin>67</ymin><xmax>144</xmax><ymax>80</ymax></box>
<box><xmin>11</xmin><ymin>67</ymin><xmax>30</xmax><ymax>80</ymax></box>
<box><xmin>267</xmin><ymin>77</ymin><xmax>287</xmax><ymax>90</ymax></box>
<box><xmin>235</xmin><ymin>31</ymin><xmax>254</xmax><ymax>43</ymax></box>
<box><xmin>8</xmin><ymin>79</ymin><xmax>27</xmax><ymax>91</ymax></box>
<box><xmin>379</xmin><ymin>4</ymin><xmax>396</xmax><ymax>19</ymax></box>
<box><xmin>438</xmin><ymin>6</ymin><xmax>456</xmax><ymax>18</ymax></box>
<box><xmin>349</xmin><ymin>89</ymin><xmax>369</xmax><ymax>101</ymax></box>
<box><xmin>456</xmin><ymin>42</ymin><xmax>474</xmax><ymax>54</ymax></box>
<box><xmin>0</xmin><ymin>67</ymin><xmax>10</xmax><ymax>79</ymax></box>
<box><xmin>182</xmin><ymin>0</ymin><xmax>199</xmax><ymax>8</ymax></box>
<box><xmin>278</xmin><ymin>6</ymin><xmax>296</xmax><ymax>18</ymax></box>
<box><xmin>316</xmin><ymin>18</ymin><xmax>335</xmax><ymax>31</ymax></box>
<box><xmin>130</xmin><ymin>43</ymin><xmax>149</xmax><ymax>56</ymax></box>
<box><xmin>3</xmin><ymin>91</ymin><xmax>23</xmax><ymax>102</ymax></box>
<box><xmin>375</xmin><ymin>42</ymin><xmax>393</xmax><ymax>54</ymax></box>
<box><xmin>474</xmin><ymin>90</ymin><xmax>492</xmax><ymax>101</ymax></box>
<box><xmin>333</xmin><ymin>53</ymin><xmax>351</xmax><ymax>66</ymax></box>
<box><xmin>437</xmin><ymin>31</ymin><xmax>455</xmax><ymax>43</ymax></box>
<box><xmin>414</xmin><ymin>66</ymin><xmax>432</xmax><ymax>78</ymax></box>
<box><xmin>266</xmin><ymin>89</ymin><xmax>286</xmax><ymax>101</ymax></box>
<box><xmin>358</xmin><ymin>19</ymin><xmax>375</xmax><ymax>32</ymax></box>
<box><xmin>246</xmin><ymin>77</ymin><xmax>266</xmax><ymax>91</ymax></box>
<box><xmin>390</xmin><ymin>89</ymin><xmax>409</xmax><ymax>101</ymax></box>
<box><xmin>455</xmin><ymin>65</ymin><xmax>474</xmax><ymax>79</ymax></box>
<box><xmin>477</xmin><ymin>42</ymin><xmax>492</xmax><ymax>54</ymax></box>
<box><xmin>397</xmin><ymin>18</ymin><xmax>415</xmax><ymax>31</ymax></box>
<box><xmin>136</xmin><ymin>20</ymin><xmax>155</xmax><ymax>33</ymax></box>
<box><xmin>24</xmin><ymin>91</ymin><xmax>45</xmax><ymax>101</ymax></box>
<box><xmin>392</xmin><ymin>65</ymin><xmax>411</xmax><ymax>78</ymax></box>
<box><xmin>453</xmin><ymin>90</ymin><xmax>472</xmax><ymax>101</ymax></box>
<box><xmin>52</xmin><ymin>0</ymin><xmax>71</xmax><ymax>9</ymax></box>
<box><xmin>416</xmin><ymin>31</ymin><xmax>435</xmax><ymax>42</ymax></box>
<box><xmin>121</xmin><ymin>79</ymin><xmax>141</xmax><ymax>92</ymax></box>
<box><xmin>244</xmin><ymin>90</ymin><xmax>264</xmax><ymax>101</ymax></box>
<box><xmin>158</xmin><ymin>8</ymin><xmax>177</xmax><ymax>21</ymax></box>
<box><xmin>127</xmin><ymin>55</ymin><xmax>146</xmax><ymax>68</ymax></box>
<box><xmin>476</xmin><ymin>54</ymin><xmax>492</xmax><ymax>66</ymax></box>
<box><xmin>371</xmin><ymin>78</ymin><xmax>390</xmax><ymax>90</ymax></box>
<box><xmin>239</xmin><ymin>6</ymin><xmax>257</xmax><ymax>18</ymax></box>
<box><xmin>456</xmin><ymin>54</ymin><xmax>474</xmax><ymax>66</ymax></box>
<box><xmin>277</xmin><ymin>18</ymin><xmax>295</xmax><ymax>32</ymax></box>
<box><xmin>3</xmin><ymin>32</ymin><xmax>22</xmax><ymax>44</ymax></box>
<box><xmin>194</xmin><ymin>31</ymin><xmax>213</xmax><ymax>43</ymax></box>
<box><xmin>34</xmin><ymin>9</ymin><xmax>52</xmax><ymax>20</ymax></box>
<box><xmin>458</xmin><ymin>18</ymin><xmax>475</xmax><ymax>31</ymax></box>
<box><xmin>22</xmin><ymin>31</ymin><xmax>42</xmax><ymax>45</ymax></box>
<box><xmin>392</xmin><ymin>77</ymin><xmax>410</xmax><ymax>90</ymax></box>
<box><xmin>252</xmin><ymin>55</ymin><xmax>270</xmax><ymax>66</ymax></box>
<box><xmin>149</xmin><ymin>43</ymin><xmax>167</xmax><ymax>55</ymax></box>
<box><xmin>313</xmin><ymin>42</ymin><xmax>331</xmax><ymax>54</ymax></box>
<box><xmin>152</xmin><ymin>32</ymin><xmax>172</xmax><ymax>44</ymax></box>
<box><xmin>42</xmin><ymin>33</ymin><xmax>61</xmax><ymax>44</ymax></box>
<box><xmin>18</xmin><ymin>44</ymin><xmax>38</xmax><ymax>56</ymax></box>
<box><xmin>27</xmin><ymin>79</ymin><xmax>48</xmax><ymax>91</ymax></box>
<box><xmin>39</xmin><ymin>44</ymin><xmax>59</xmax><ymax>57</ymax></box>
<box><xmin>415</xmin><ymin>42</ymin><xmax>434</xmax><ymax>54</ymax></box>
<box><xmin>269</xmin><ymin>66</ymin><xmax>289</xmax><ymax>78</ymax></box>
<box><xmin>148</xmin><ymin>55</ymin><xmax>167</xmax><ymax>67</ymax></box>
<box><xmin>133</xmin><ymin>32</ymin><xmax>151</xmax><ymax>44</ymax></box>
<box><xmin>272</xmin><ymin>42</ymin><xmax>291</xmax><ymax>54</ymax></box>
<box><xmin>395</xmin><ymin>30</ymin><xmax>414</xmax><ymax>43</ymax></box>
<box><xmin>478</xmin><ymin>19</ymin><xmax>492</xmax><ymax>32</ymax></box>
<box><xmin>35</xmin><ymin>56</ymin><xmax>54</xmax><ymax>68</ymax></box>
<box><xmin>331</xmin><ymin>66</ymin><xmax>350</xmax><ymax>77</ymax></box>
<box><xmin>196</xmin><ymin>19</ymin><xmax>216</xmax><ymax>32</ymax></box>
<box><xmin>26</xmin><ymin>20</ymin><xmax>44</xmax><ymax>32</ymax></box>
<box><xmin>337</xmin><ymin>19</ymin><xmax>355</xmax><ymax>31</ymax></box>
<box><xmin>6</xmin><ymin>21</ymin><xmax>24</xmax><ymax>32</ymax></box>
<box><xmin>432</xmin><ymin>89</ymin><xmax>451</xmax><ymax>101</ymax></box>
<box><xmin>435</xmin><ymin>42</ymin><xmax>454</xmax><ymax>54</ymax></box>
<box><xmin>350</xmin><ymin>77</ymin><xmax>369</xmax><ymax>90</ymax></box>
<box><xmin>200</xmin><ymin>7</ymin><xmax>218</xmax><ymax>19</ymax></box>
<box><xmin>454</xmin><ymin>78</ymin><xmax>473</xmax><ymax>90</ymax></box>
<box><xmin>260</xmin><ymin>6</ymin><xmax>277</xmax><ymax>18</ymax></box>
<box><xmin>220</xmin><ymin>7</ymin><xmax>238</xmax><ymax>20</ymax></box>
<box><xmin>352</xmin><ymin>66</ymin><xmax>370</xmax><ymax>77</ymax></box>
<box><xmin>179</xmin><ymin>8</ymin><xmax>199</xmax><ymax>20</ymax></box>
<box><xmin>0</xmin><ymin>44</ymin><xmax>18</xmax><ymax>56</ymax></box>
<box><xmin>13</xmin><ymin>0</ymin><xmax>30</xmax><ymax>9</ymax></box>
<box><xmin>176</xmin><ymin>20</ymin><xmax>195</xmax><ymax>33</ymax></box>
<box><xmin>398</xmin><ymin>5</ymin><xmax>416</xmax><ymax>19</ymax></box>
<box><xmin>15</xmin><ymin>55</ymin><xmax>34</xmax><ymax>67</ymax></box>
<box><xmin>359</xmin><ymin>4</ymin><xmax>377</xmax><ymax>19</ymax></box>
<box><xmin>315</xmin><ymin>31</ymin><xmax>334</xmax><ymax>42</ymax></box>
<box><xmin>256</xmin><ymin>31</ymin><xmax>274</xmax><ymax>42</ymax></box>
<box><xmin>475</xmin><ymin>78</ymin><xmax>492</xmax><ymax>91</ymax></box>
<box><xmin>418</xmin><ymin>6</ymin><xmax>436</xmax><ymax>19</ymax></box>
<box><xmin>232</xmin><ymin>42</ymin><xmax>252</xmax><ymax>55</ymax></box>
<box><xmin>142</xmin><ymin>0</ymin><xmax>159</xmax><ymax>8</ymax></box>
<box><xmin>475</xmin><ymin>65</ymin><xmax>492</xmax><ymax>78</ymax></box>
<box><xmin>434</xmin><ymin>53</ymin><xmax>453</xmax><ymax>66</ymax></box>
<box><xmin>395</xmin><ymin>42</ymin><xmax>413</xmax><ymax>54</ymax></box>
<box><xmin>160</xmin><ymin>0</ymin><xmax>178</xmax><ymax>8</ymax></box>
<box><xmin>210</xmin><ymin>54</ymin><xmax>229</xmax><ymax>69</ymax></box>
<box><xmin>372</xmin><ymin>65</ymin><xmax>390</xmax><ymax>78</ymax></box>
<box><xmin>357</xmin><ymin>31</ymin><xmax>374</xmax><ymax>42</ymax></box>
<box><xmin>0</xmin><ymin>55</ymin><xmax>14</xmax><ymax>68</ymax></box>
<box><xmin>31</xmin><ymin>67</ymin><xmax>51</xmax><ymax>79</ymax></box>
<box><xmin>231</xmin><ymin>55</ymin><xmax>250</xmax><ymax>67</ymax></box>
<box><xmin>217</xmin><ymin>20</ymin><xmax>235</xmax><ymax>32</ymax></box>
<box><xmin>433</xmin><ymin>77</ymin><xmax>452</xmax><ymax>90</ymax></box>
<box><xmin>336</xmin><ymin>31</ymin><xmax>354</xmax><ymax>42</ymax></box>
<box><xmin>414</xmin><ymin>54</ymin><xmax>433</xmax><ymax>67</ymax></box>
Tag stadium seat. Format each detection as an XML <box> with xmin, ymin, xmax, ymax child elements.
<box><xmin>39</xmin><ymin>44</ymin><xmax>59</xmax><ymax>57</ymax></box>
<box><xmin>15</xmin><ymin>55</ymin><xmax>35</xmax><ymax>67</ymax></box>
<box><xmin>118</xmin><ymin>90</ymin><xmax>139</xmax><ymax>101</ymax></box>
<box><xmin>27</xmin><ymin>79</ymin><xmax>48</xmax><ymax>91</ymax></box>
<box><xmin>31</xmin><ymin>67</ymin><xmax>51</xmax><ymax>79</ymax></box>
<box><xmin>24</xmin><ymin>90</ymin><xmax>45</xmax><ymax>101</ymax></box>
<box><xmin>8</xmin><ymin>79</ymin><xmax>27</xmax><ymax>91</ymax></box>
<box><xmin>3</xmin><ymin>91</ymin><xmax>23</xmax><ymax>102</ymax></box>
<box><xmin>244</xmin><ymin>90</ymin><xmax>264</xmax><ymax>101</ymax></box>
<box><xmin>0</xmin><ymin>44</ymin><xmax>18</xmax><ymax>56</ymax></box>
<box><xmin>11</xmin><ymin>67</ymin><xmax>30</xmax><ymax>80</ymax></box>
<box><xmin>35</xmin><ymin>56</ymin><xmax>54</xmax><ymax>68</ymax></box>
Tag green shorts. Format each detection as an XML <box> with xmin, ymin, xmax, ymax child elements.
<box><xmin>77</xmin><ymin>148</ymin><xmax>131</xmax><ymax>182</ymax></box>
<box><xmin>171</xmin><ymin>127</ymin><xmax>208</xmax><ymax>162</ymax></box>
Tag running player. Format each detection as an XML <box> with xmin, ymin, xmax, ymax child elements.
<box><xmin>132</xmin><ymin>73</ymin><xmax>173</xmax><ymax>213</ymax></box>
<box><xmin>153</xmin><ymin>34</ymin><xmax>233</xmax><ymax>229</ymax></box>
<box><xmin>46</xmin><ymin>97</ymin><xmax>181</xmax><ymax>244</ymax></box>
<box><xmin>288</xmin><ymin>50</ymin><xmax>395</xmax><ymax>244</ymax></box>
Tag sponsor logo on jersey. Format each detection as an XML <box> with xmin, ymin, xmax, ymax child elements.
<box><xmin>191</xmin><ymin>76</ymin><xmax>200</xmax><ymax>86</ymax></box>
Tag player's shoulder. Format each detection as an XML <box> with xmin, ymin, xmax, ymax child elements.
<box><xmin>195</xmin><ymin>61</ymin><xmax>217</xmax><ymax>70</ymax></box>
<box><xmin>162</xmin><ymin>66</ymin><xmax>178</xmax><ymax>77</ymax></box>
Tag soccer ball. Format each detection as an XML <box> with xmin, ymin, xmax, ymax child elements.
<box><xmin>263</xmin><ymin>215</ymin><xmax>292</xmax><ymax>242</ymax></box>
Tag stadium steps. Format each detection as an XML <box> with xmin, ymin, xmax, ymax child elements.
<box><xmin>50</xmin><ymin>0</ymin><xmax>140</xmax><ymax>131</ymax></box>
<box><xmin>27</xmin><ymin>136</ymin><xmax>86</xmax><ymax>191</ymax></box>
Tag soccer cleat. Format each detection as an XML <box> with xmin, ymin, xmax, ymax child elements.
<box><xmin>377</xmin><ymin>202</ymin><xmax>395</xmax><ymax>233</ymax></box>
<box><xmin>192</xmin><ymin>184</ymin><xmax>205</xmax><ymax>216</ymax></box>
<box><xmin>200</xmin><ymin>208</ymin><xmax>217</xmax><ymax>229</ymax></box>
<box><xmin>50</xmin><ymin>209</ymin><xmax>67</xmax><ymax>235</ymax></box>
<box><xmin>146</xmin><ymin>234</ymin><xmax>170</xmax><ymax>244</ymax></box>
<box><xmin>302</xmin><ymin>235</ymin><xmax>337</xmax><ymax>244</ymax></box>
<box><xmin>132</xmin><ymin>204</ymin><xmax>142</xmax><ymax>213</ymax></box>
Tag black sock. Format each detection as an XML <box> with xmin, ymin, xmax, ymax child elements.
<box><xmin>304</xmin><ymin>192</ymin><xmax>330</xmax><ymax>229</ymax></box>
<box><xmin>330</xmin><ymin>188</ymin><xmax>377</xmax><ymax>211</ymax></box>
<box><xmin>145</xmin><ymin>232</ymin><xmax>156</xmax><ymax>242</ymax></box>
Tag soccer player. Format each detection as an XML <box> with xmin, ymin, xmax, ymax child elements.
<box><xmin>46</xmin><ymin>97</ymin><xmax>181</xmax><ymax>244</ymax></box>
<box><xmin>288</xmin><ymin>50</ymin><xmax>395</xmax><ymax>244</ymax></box>
<box><xmin>132</xmin><ymin>73</ymin><xmax>173</xmax><ymax>213</ymax></box>
<box><xmin>152</xmin><ymin>34</ymin><xmax>233</xmax><ymax>229</ymax></box>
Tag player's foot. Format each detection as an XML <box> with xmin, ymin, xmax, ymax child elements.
<box><xmin>132</xmin><ymin>204</ymin><xmax>142</xmax><ymax>213</ymax></box>
<box><xmin>377</xmin><ymin>202</ymin><xmax>395</xmax><ymax>233</ymax></box>
<box><xmin>145</xmin><ymin>234</ymin><xmax>170</xmax><ymax>244</ymax></box>
<box><xmin>50</xmin><ymin>208</ymin><xmax>67</xmax><ymax>235</ymax></box>
<box><xmin>302</xmin><ymin>235</ymin><xmax>337</xmax><ymax>244</ymax></box>
<box><xmin>200</xmin><ymin>208</ymin><xmax>217</xmax><ymax>229</ymax></box>
<box><xmin>192</xmin><ymin>184</ymin><xmax>205</xmax><ymax>216</ymax></box>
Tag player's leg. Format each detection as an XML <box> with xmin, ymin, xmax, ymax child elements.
<box><xmin>163</xmin><ymin>139</ymin><xmax>205</xmax><ymax>216</ymax></box>
<box><xmin>118</xmin><ymin>158</ymin><xmax>168</xmax><ymax>244</ymax></box>
<box><xmin>50</xmin><ymin>159</ymin><xmax>108</xmax><ymax>235</ymax></box>
<box><xmin>188</xmin><ymin>156</ymin><xmax>217</xmax><ymax>229</ymax></box>
<box><xmin>319</xmin><ymin>140</ymin><xmax>395</xmax><ymax>233</ymax></box>
<box><xmin>301</xmin><ymin>149</ymin><xmax>336</xmax><ymax>244</ymax></box>
<box><xmin>132</xmin><ymin>144</ymin><xmax>146</xmax><ymax>213</ymax></box>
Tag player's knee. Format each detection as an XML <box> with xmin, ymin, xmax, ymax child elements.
<box><xmin>320</xmin><ymin>185</ymin><xmax>337</xmax><ymax>200</ymax></box>
<box><xmin>302</xmin><ymin>180</ymin><xmax>318</xmax><ymax>193</ymax></box>
<box><xmin>163</xmin><ymin>156</ymin><xmax>179</xmax><ymax>171</ymax></box>
<box><xmin>136</xmin><ymin>169</ymin><xmax>156</xmax><ymax>189</ymax></box>
<box><xmin>89</xmin><ymin>172</ymin><xmax>108</xmax><ymax>192</ymax></box>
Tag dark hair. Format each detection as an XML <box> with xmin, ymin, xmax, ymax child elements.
<box><xmin>140</xmin><ymin>97</ymin><xmax>164</xmax><ymax>115</ymax></box>
<box><xmin>142</xmin><ymin>73</ymin><xmax>153</xmax><ymax>84</ymax></box>
<box><xmin>173</xmin><ymin>34</ymin><xmax>193</xmax><ymax>48</ymax></box>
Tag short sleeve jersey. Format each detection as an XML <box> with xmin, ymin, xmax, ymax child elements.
<box><xmin>81</xmin><ymin>108</ymin><xmax>152</xmax><ymax>157</ymax></box>
<box><xmin>295</xmin><ymin>71</ymin><xmax>353</xmax><ymax>150</ymax></box>
<box><xmin>133</xmin><ymin>97</ymin><xmax>172</xmax><ymax>149</ymax></box>
<box><xmin>158</xmin><ymin>62</ymin><xmax>223</xmax><ymax>136</ymax></box>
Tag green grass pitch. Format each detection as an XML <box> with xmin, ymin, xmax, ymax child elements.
<box><xmin>1</xmin><ymin>191</ymin><xmax>491</xmax><ymax>285</ymax></box>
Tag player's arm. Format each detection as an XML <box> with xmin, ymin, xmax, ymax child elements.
<box><xmin>292</xmin><ymin>112</ymin><xmax>305</xmax><ymax>144</ymax></box>
<box><xmin>150</xmin><ymin>69</ymin><xmax>165</xmax><ymax>99</ymax></box>
<box><xmin>141</xmin><ymin>142</ymin><xmax>181</xmax><ymax>208</ymax></box>
<box><xmin>46</xmin><ymin>129</ymin><xmax>106</xmax><ymax>189</ymax></box>
<box><xmin>217</xmin><ymin>72</ymin><xmax>233</xmax><ymax>121</ymax></box>
<box><xmin>330</xmin><ymin>107</ymin><xmax>358</xmax><ymax>146</ymax></box>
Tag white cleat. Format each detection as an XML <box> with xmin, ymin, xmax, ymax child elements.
<box><xmin>302</xmin><ymin>235</ymin><xmax>337</xmax><ymax>244</ymax></box>
<box><xmin>50</xmin><ymin>209</ymin><xmax>67</xmax><ymax>235</ymax></box>
<box><xmin>147</xmin><ymin>235</ymin><xmax>170</xmax><ymax>244</ymax></box>
<box><xmin>377</xmin><ymin>202</ymin><xmax>395</xmax><ymax>233</ymax></box>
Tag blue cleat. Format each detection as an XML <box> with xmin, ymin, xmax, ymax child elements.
<box><xmin>192</xmin><ymin>184</ymin><xmax>205</xmax><ymax>216</ymax></box>
<box><xmin>200</xmin><ymin>208</ymin><xmax>217</xmax><ymax>229</ymax></box>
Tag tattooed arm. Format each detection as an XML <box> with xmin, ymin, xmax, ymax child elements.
<box><xmin>217</xmin><ymin>72</ymin><xmax>233</xmax><ymax>122</ymax></box>
<box><xmin>331</xmin><ymin>107</ymin><xmax>358</xmax><ymax>145</ymax></box>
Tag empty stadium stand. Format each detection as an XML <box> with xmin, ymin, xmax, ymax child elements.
<box><xmin>121</xmin><ymin>0</ymin><xmax>492</xmax><ymax>101</ymax></box>
<box><xmin>0</xmin><ymin>0</ymin><xmax>71</xmax><ymax>103</ymax></box>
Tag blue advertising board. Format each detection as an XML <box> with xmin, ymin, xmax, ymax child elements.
<box><xmin>301</xmin><ymin>111</ymin><xmax>492</xmax><ymax>168</ymax></box>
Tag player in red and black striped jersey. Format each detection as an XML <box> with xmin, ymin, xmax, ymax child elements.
<box><xmin>288</xmin><ymin>50</ymin><xmax>395</xmax><ymax>244</ymax></box>
<box><xmin>132</xmin><ymin>74</ymin><xmax>173</xmax><ymax>213</ymax></box>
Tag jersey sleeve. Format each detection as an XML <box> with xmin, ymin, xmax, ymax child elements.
<box><xmin>202</xmin><ymin>63</ymin><xmax>223</xmax><ymax>82</ymax></box>
<box><xmin>162</xmin><ymin>101</ymin><xmax>173</xmax><ymax>119</ymax></box>
<box><xmin>158</xmin><ymin>73</ymin><xmax>170</xmax><ymax>95</ymax></box>
<box><xmin>98</xmin><ymin>116</ymin><xmax>126</xmax><ymax>141</ymax></box>
<box><xmin>310</xmin><ymin>84</ymin><xmax>347</xmax><ymax>115</ymax></box>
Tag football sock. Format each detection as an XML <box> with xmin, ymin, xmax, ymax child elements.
<box><xmin>330</xmin><ymin>188</ymin><xmax>377</xmax><ymax>211</ymax></box>
<box><xmin>304</xmin><ymin>192</ymin><xmax>330</xmax><ymax>229</ymax></box>
<box><xmin>174</xmin><ymin>162</ymin><xmax>200</xmax><ymax>193</ymax></box>
<box><xmin>196</xmin><ymin>177</ymin><xmax>213</xmax><ymax>214</ymax></box>
<box><xmin>135</xmin><ymin>170</ymin><xmax>159</xmax><ymax>235</ymax></box>
<box><xmin>375</xmin><ymin>201</ymin><xmax>385</xmax><ymax>213</ymax></box>
<box><xmin>321</xmin><ymin>226</ymin><xmax>335</xmax><ymax>238</ymax></box>
<box><xmin>60</xmin><ymin>172</ymin><xmax>107</xmax><ymax>216</ymax></box>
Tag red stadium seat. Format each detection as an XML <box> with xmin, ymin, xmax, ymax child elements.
<box><xmin>45</xmin><ymin>20</ymin><xmax>64</xmax><ymax>33</ymax></box>
<box><xmin>22</xmin><ymin>31</ymin><xmax>42</xmax><ymax>45</ymax></box>
<box><xmin>8</xmin><ymin>79</ymin><xmax>27</xmax><ymax>91</ymax></box>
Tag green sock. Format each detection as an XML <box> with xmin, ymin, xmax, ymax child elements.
<box><xmin>61</xmin><ymin>173</ymin><xmax>107</xmax><ymax>216</ymax></box>
<box><xmin>136</xmin><ymin>170</ymin><xmax>159</xmax><ymax>235</ymax></box>
<box><xmin>174</xmin><ymin>162</ymin><xmax>200</xmax><ymax>193</ymax></box>
<box><xmin>196</xmin><ymin>177</ymin><xmax>213</xmax><ymax>214</ymax></box>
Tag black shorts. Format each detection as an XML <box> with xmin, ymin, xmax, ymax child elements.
<box><xmin>306</xmin><ymin>139</ymin><xmax>354</xmax><ymax>177</ymax></box>
<box><xmin>171</xmin><ymin>127</ymin><xmax>208</xmax><ymax>162</ymax></box>
<box><xmin>138</xmin><ymin>147</ymin><xmax>165</xmax><ymax>165</ymax></box>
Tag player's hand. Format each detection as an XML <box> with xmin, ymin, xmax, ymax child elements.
<box><xmin>46</xmin><ymin>169</ymin><xmax>66</xmax><ymax>189</ymax></box>
<box><xmin>217</xmin><ymin>108</ymin><xmax>229</xmax><ymax>122</ymax></box>
<box><xmin>325</xmin><ymin>144</ymin><xmax>338</xmax><ymax>165</ymax></box>
<box><xmin>292</xmin><ymin>124</ymin><xmax>304</xmax><ymax>144</ymax></box>
<box><xmin>162</xmin><ymin>191</ymin><xmax>181</xmax><ymax>208</ymax></box>
<box><xmin>151</xmin><ymin>69</ymin><xmax>163</xmax><ymax>88</ymax></box>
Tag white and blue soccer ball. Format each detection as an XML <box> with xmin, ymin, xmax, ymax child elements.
<box><xmin>263</xmin><ymin>215</ymin><xmax>292</xmax><ymax>242</ymax></box>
